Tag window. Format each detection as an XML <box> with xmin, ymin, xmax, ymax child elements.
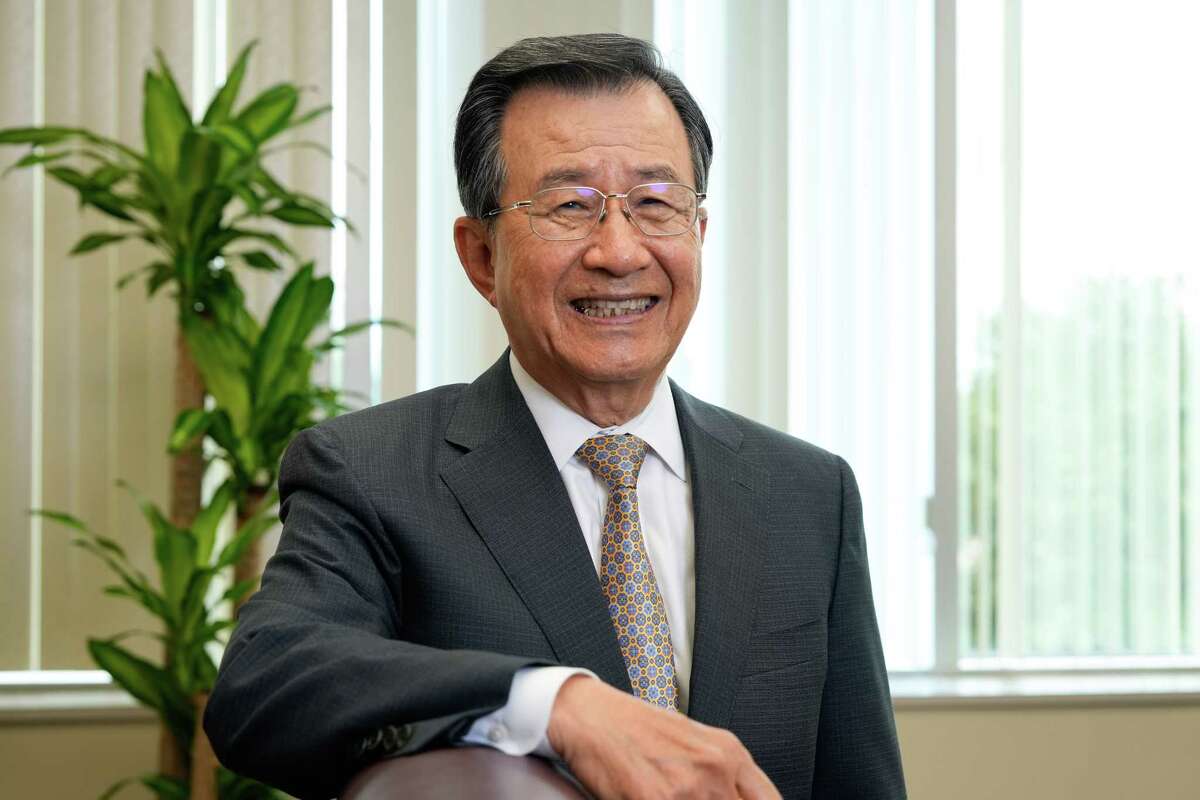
<box><xmin>3</xmin><ymin>0</ymin><xmax>1197</xmax><ymax>687</ymax></box>
<box><xmin>958</xmin><ymin>0</ymin><xmax>1200</xmax><ymax>662</ymax></box>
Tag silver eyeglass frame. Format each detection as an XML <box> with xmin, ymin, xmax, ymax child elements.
<box><xmin>482</xmin><ymin>182</ymin><xmax>708</xmax><ymax>241</ymax></box>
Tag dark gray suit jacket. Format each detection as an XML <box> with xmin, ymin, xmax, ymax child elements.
<box><xmin>204</xmin><ymin>353</ymin><xmax>905</xmax><ymax>799</ymax></box>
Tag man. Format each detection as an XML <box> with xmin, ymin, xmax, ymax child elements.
<box><xmin>205</xmin><ymin>33</ymin><xmax>904</xmax><ymax>800</ymax></box>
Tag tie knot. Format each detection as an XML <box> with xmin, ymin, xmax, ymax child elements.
<box><xmin>575</xmin><ymin>433</ymin><xmax>647</xmax><ymax>490</ymax></box>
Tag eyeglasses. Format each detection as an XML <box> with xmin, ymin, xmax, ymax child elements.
<box><xmin>483</xmin><ymin>182</ymin><xmax>707</xmax><ymax>241</ymax></box>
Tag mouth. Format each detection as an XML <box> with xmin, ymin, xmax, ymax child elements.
<box><xmin>569</xmin><ymin>296</ymin><xmax>660</xmax><ymax>319</ymax></box>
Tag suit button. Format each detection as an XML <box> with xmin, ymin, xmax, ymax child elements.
<box><xmin>398</xmin><ymin>723</ymin><xmax>413</xmax><ymax>744</ymax></box>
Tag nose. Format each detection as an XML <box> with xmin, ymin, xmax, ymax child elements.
<box><xmin>580</xmin><ymin>198</ymin><xmax>653</xmax><ymax>276</ymax></box>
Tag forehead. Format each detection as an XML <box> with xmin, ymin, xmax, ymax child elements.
<box><xmin>498</xmin><ymin>82</ymin><xmax>694</xmax><ymax>197</ymax></box>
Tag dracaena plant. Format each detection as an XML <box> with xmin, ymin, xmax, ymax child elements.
<box><xmin>1</xmin><ymin>42</ymin><xmax>401</xmax><ymax>799</ymax></box>
<box><xmin>0</xmin><ymin>40</ymin><xmax>339</xmax><ymax>311</ymax></box>
<box><xmin>169</xmin><ymin>263</ymin><xmax>404</xmax><ymax>533</ymax></box>
<box><xmin>33</xmin><ymin>483</ymin><xmax>282</xmax><ymax>800</ymax></box>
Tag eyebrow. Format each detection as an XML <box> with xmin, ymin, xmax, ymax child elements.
<box><xmin>534</xmin><ymin>164</ymin><xmax>684</xmax><ymax>191</ymax></box>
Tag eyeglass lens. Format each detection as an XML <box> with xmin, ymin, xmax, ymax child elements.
<box><xmin>528</xmin><ymin>183</ymin><xmax>698</xmax><ymax>240</ymax></box>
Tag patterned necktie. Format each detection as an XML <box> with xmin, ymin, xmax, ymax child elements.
<box><xmin>575</xmin><ymin>433</ymin><xmax>679</xmax><ymax>709</ymax></box>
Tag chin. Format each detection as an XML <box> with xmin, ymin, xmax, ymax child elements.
<box><xmin>572</xmin><ymin>352</ymin><xmax>666</xmax><ymax>386</ymax></box>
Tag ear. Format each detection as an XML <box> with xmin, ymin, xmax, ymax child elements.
<box><xmin>454</xmin><ymin>216</ymin><xmax>498</xmax><ymax>307</ymax></box>
<box><xmin>698</xmin><ymin>208</ymin><xmax>708</xmax><ymax>243</ymax></box>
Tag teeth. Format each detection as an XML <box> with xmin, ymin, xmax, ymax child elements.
<box><xmin>572</xmin><ymin>298</ymin><xmax>654</xmax><ymax>318</ymax></box>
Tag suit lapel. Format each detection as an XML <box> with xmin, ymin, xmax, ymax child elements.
<box><xmin>674</xmin><ymin>385</ymin><xmax>769</xmax><ymax>728</ymax></box>
<box><xmin>440</xmin><ymin>354</ymin><xmax>631</xmax><ymax>691</ymax></box>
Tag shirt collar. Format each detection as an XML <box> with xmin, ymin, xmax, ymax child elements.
<box><xmin>509</xmin><ymin>351</ymin><xmax>688</xmax><ymax>483</ymax></box>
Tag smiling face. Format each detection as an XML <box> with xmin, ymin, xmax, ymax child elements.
<box><xmin>454</xmin><ymin>82</ymin><xmax>706</xmax><ymax>423</ymax></box>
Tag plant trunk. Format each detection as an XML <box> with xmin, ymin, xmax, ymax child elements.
<box><xmin>158</xmin><ymin>724</ymin><xmax>189</xmax><ymax>785</ymax></box>
<box><xmin>190</xmin><ymin>692</ymin><xmax>219</xmax><ymax>800</ymax></box>
<box><xmin>162</xmin><ymin>328</ymin><xmax>206</xmax><ymax>781</ymax></box>
<box><xmin>171</xmin><ymin>329</ymin><xmax>206</xmax><ymax>527</ymax></box>
<box><xmin>233</xmin><ymin>485</ymin><xmax>272</xmax><ymax>614</ymax></box>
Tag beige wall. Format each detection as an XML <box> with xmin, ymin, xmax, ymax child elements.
<box><xmin>4</xmin><ymin>704</ymin><xmax>1198</xmax><ymax>798</ymax></box>
<box><xmin>898</xmin><ymin>704</ymin><xmax>1200</xmax><ymax>800</ymax></box>
<box><xmin>0</xmin><ymin>719</ymin><xmax>158</xmax><ymax>797</ymax></box>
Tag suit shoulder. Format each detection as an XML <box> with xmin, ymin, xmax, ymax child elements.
<box><xmin>302</xmin><ymin>382</ymin><xmax>468</xmax><ymax>453</ymax></box>
<box><xmin>682</xmin><ymin>392</ymin><xmax>848</xmax><ymax>479</ymax></box>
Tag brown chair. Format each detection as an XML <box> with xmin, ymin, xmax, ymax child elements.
<box><xmin>341</xmin><ymin>747</ymin><xmax>589</xmax><ymax>799</ymax></box>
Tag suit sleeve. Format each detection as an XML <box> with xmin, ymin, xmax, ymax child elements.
<box><xmin>810</xmin><ymin>457</ymin><xmax>907</xmax><ymax>798</ymax></box>
<box><xmin>203</xmin><ymin>424</ymin><xmax>546</xmax><ymax>800</ymax></box>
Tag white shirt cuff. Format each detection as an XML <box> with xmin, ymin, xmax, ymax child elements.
<box><xmin>461</xmin><ymin>665</ymin><xmax>596</xmax><ymax>758</ymax></box>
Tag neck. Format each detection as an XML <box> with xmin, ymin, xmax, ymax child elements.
<box><xmin>555</xmin><ymin>380</ymin><xmax>657</xmax><ymax>428</ymax></box>
<box><xmin>514</xmin><ymin>355</ymin><xmax>660</xmax><ymax>428</ymax></box>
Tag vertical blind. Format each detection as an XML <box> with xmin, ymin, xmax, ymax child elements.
<box><xmin>787</xmin><ymin>0</ymin><xmax>936</xmax><ymax>670</ymax></box>
<box><xmin>958</xmin><ymin>0</ymin><xmax>1200</xmax><ymax>660</ymax></box>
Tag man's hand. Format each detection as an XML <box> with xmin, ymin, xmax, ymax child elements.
<box><xmin>547</xmin><ymin>675</ymin><xmax>781</xmax><ymax>800</ymax></box>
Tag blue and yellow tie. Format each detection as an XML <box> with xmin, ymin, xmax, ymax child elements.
<box><xmin>576</xmin><ymin>433</ymin><xmax>679</xmax><ymax>709</ymax></box>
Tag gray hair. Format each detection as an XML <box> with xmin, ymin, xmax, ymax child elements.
<box><xmin>453</xmin><ymin>33</ymin><xmax>713</xmax><ymax>220</ymax></box>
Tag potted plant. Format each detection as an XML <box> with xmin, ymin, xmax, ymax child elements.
<box><xmin>4</xmin><ymin>42</ymin><xmax>402</xmax><ymax>799</ymax></box>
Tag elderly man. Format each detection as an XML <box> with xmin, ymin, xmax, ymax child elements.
<box><xmin>205</xmin><ymin>33</ymin><xmax>904</xmax><ymax>800</ymax></box>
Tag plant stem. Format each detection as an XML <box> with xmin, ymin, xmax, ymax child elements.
<box><xmin>171</xmin><ymin>328</ymin><xmax>206</xmax><ymax>527</ymax></box>
<box><xmin>190</xmin><ymin>692</ymin><xmax>219</xmax><ymax>800</ymax></box>
<box><xmin>234</xmin><ymin>485</ymin><xmax>273</xmax><ymax>613</ymax></box>
<box><xmin>158</xmin><ymin>723</ymin><xmax>189</xmax><ymax>784</ymax></box>
<box><xmin>163</xmin><ymin>326</ymin><xmax>206</xmax><ymax>780</ymax></box>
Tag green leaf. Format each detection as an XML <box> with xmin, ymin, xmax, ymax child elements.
<box><xmin>251</xmin><ymin>265</ymin><xmax>333</xmax><ymax>411</ymax></box>
<box><xmin>199</xmin><ymin>121</ymin><xmax>256</xmax><ymax>156</ymax></box>
<box><xmin>204</xmin><ymin>409</ymin><xmax>243</xmax><ymax>467</ymax></box>
<box><xmin>236</xmin><ymin>83</ymin><xmax>299</xmax><ymax>143</ymax></box>
<box><xmin>218</xmin><ymin>768</ymin><xmax>286</xmax><ymax>800</ymax></box>
<box><xmin>182</xmin><ymin>312</ymin><xmax>252</xmax><ymax>433</ymax></box>
<box><xmin>118</xmin><ymin>480</ymin><xmax>196</xmax><ymax>613</ymax></box>
<box><xmin>30</xmin><ymin>508</ymin><xmax>131</xmax><ymax>563</ymax></box>
<box><xmin>188</xmin><ymin>187</ymin><xmax>233</xmax><ymax>245</ymax></box>
<box><xmin>3</xmin><ymin>149</ymin><xmax>69</xmax><ymax>176</ymax></box>
<box><xmin>218</xmin><ymin>578</ymin><xmax>259</xmax><ymax>606</ymax></box>
<box><xmin>143</xmin><ymin>70</ymin><xmax>191</xmax><ymax>177</ymax></box>
<box><xmin>268</xmin><ymin>202</ymin><xmax>334</xmax><ymax>227</ymax></box>
<box><xmin>168</xmin><ymin>408</ymin><xmax>211</xmax><ymax>453</ymax></box>
<box><xmin>88</xmin><ymin>638</ymin><xmax>192</xmax><ymax>746</ymax></box>
<box><xmin>30</xmin><ymin>507</ymin><xmax>91</xmax><ymax>535</ymax></box>
<box><xmin>31</xmin><ymin>509</ymin><xmax>174</xmax><ymax>622</ymax></box>
<box><xmin>232</xmin><ymin>184</ymin><xmax>263</xmax><ymax>214</ymax></box>
<box><xmin>99</xmin><ymin>776</ymin><xmax>136</xmax><ymax>800</ymax></box>
<box><xmin>192</xmin><ymin>480</ymin><xmax>235</xmax><ymax>565</ymax></box>
<box><xmin>239</xmin><ymin>250</ymin><xmax>281</xmax><ymax>271</ymax></box>
<box><xmin>203</xmin><ymin>228</ymin><xmax>295</xmax><ymax>264</ymax></box>
<box><xmin>115</xmin><ymin>263</ymin><xmax>154</xmax><ymax>292</ymax></box>
<box><xmin>139</xmin><ymin>774</ymin><xmax>188</xmax><ymax>800</ymax></box>
<box><xmin>90</xmin><ymin>163</ymin><xmax>129</xmax><ymax>188</ymax></box>
<box><xmin>202</xmin><ymin>40</ymin><xmax>257</xmax><ymax>126</ymax></box>
<box><xmin>313</xmin><ymin>318</ymin><xmax>412</xmax><ymax>353</ymax></box>
<box><xmin>80</xmin><ymin>187</ymin><xmax>136</xmax><ymax>222</ymax></box>
<box><xmin>70</xmin><ymin>232</ymin><xmax>128</xmax><ymax>255</ymax></box>
<box><xmin>177</xmin><ymin>130</ymin><xmax>221</xmax><ymax>197</ymax></box>
<box><xmin>46</xmin><ymin>164</ymin><xmax>91</xmax><ymax>190</ymax></box>
<box><xmin>285</xmin><ymin>103</ymin><xmax>332</xmax><ymax>131</ymax></box>
<box><xmin>216</xmin><ymin>509</ymin><xmax>278</xmax><ymax>570</ymax></box>
<box><xmin>153</xmin><ymin>49</ymin><xmax>194</xmax><ymax>122</ymax></box>
<box><xmin>146</xmin><ymin>262</ymin><xmax>174</xmax><ymax>297</ymax></box>
<box><xmin>87</xmin><ymin>638</ymin><xmax>190</xmax><ymax>734</ymax></box>
<box><xmin>88</xmin><ymin>639</ymin><xmax>164</xmax><ymax>709</ymax></box>
<box><xmin>69</xmin><ymin>537</ymin><xmax>171</xmax><ymax>621</ymax></box>
<box><xmin>249</xmin><ymin>166</ymin><xmax>289</xmax><ymax>200</ymax></box>
<box><xmin>0</xmin><ymin>126</ymin><xmax>80</xmax><ymax>145</ymax></box>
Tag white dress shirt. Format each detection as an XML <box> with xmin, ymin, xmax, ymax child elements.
<box><xmin>462</xmin><ymin>353</ymin><xmax>696</xmax><ymax>756</ymax></box>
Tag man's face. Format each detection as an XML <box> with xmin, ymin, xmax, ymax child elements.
<box><xmin>472</xmin><ymin>82</ymin><xmax>706</xmax><ymax>401</ymax></box>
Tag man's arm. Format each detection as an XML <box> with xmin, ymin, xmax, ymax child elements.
<box><xmin>204</xmin><ymin>425</ymin><xmax>544</xmax><ymax>800</ymax></box>
<box><xmin>810</xmin><ymin>457</ymin><xmax>907</xmax><ymax>797</ymax></box>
